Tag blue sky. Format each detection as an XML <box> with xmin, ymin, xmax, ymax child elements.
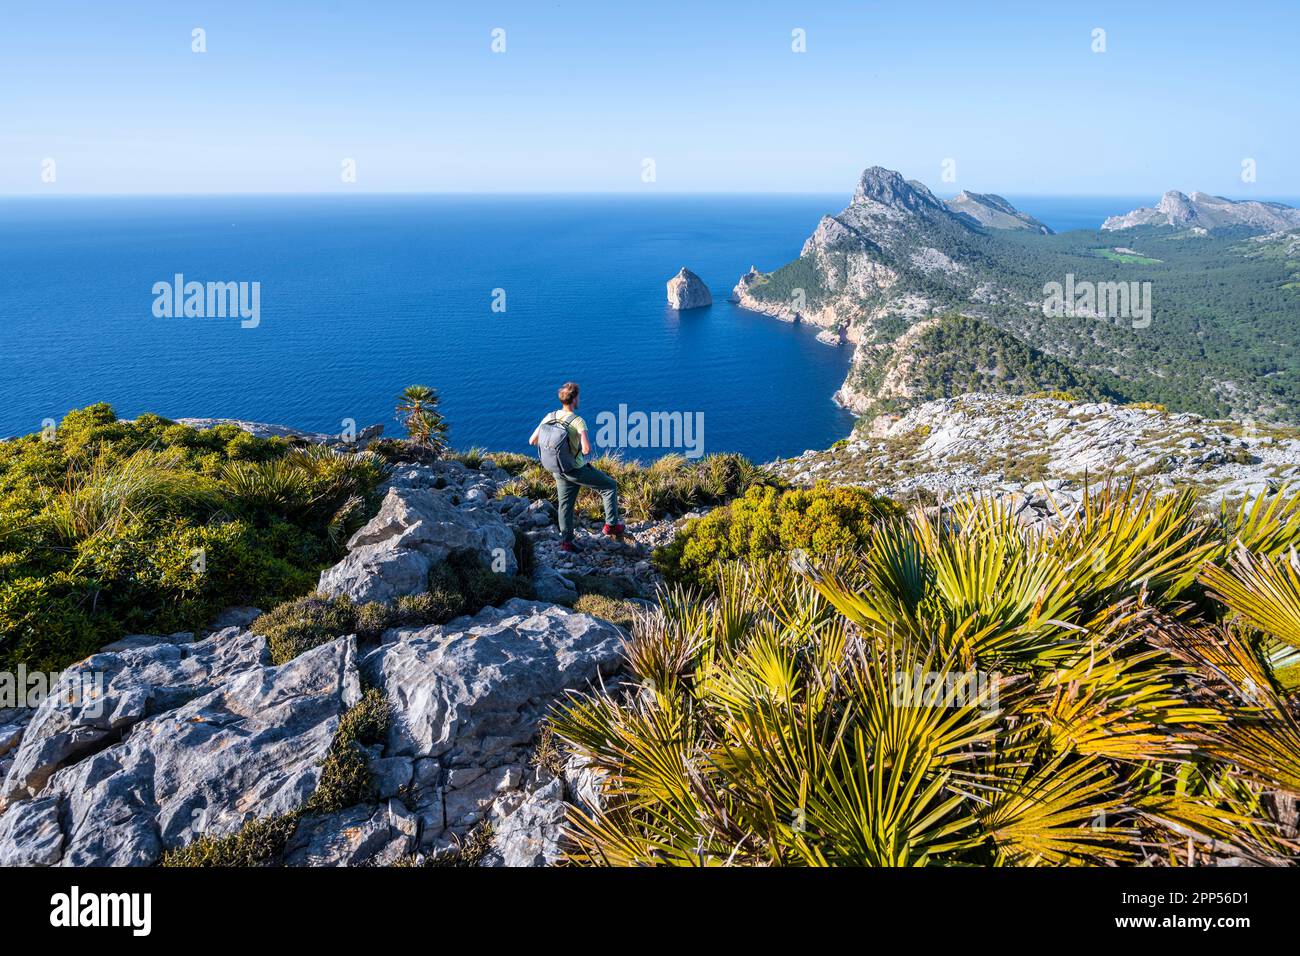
<box><xmin>1</xmin><ymin>0</ymin><xmax>1296</xmax><ymax>196</ymax></box>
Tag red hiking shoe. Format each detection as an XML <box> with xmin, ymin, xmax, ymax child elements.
<box><xmin>602</xmin><ymin>523</ymin><xmax>626</xmax><ymax>538</ymax></box>
<box><xmin>559</xmin><ymin>540</ymin><xmax>581</xmax><ymax>553</ymax></box>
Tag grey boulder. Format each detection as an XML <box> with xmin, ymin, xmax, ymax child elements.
<box><xmin>284</xmin><ymin>799</ymin><xmax>417</xmax><ymax>867</ymax></box>
<box><xmin>317</xmin><ymin>486</ymin><xmax>517</xmax><ymax>604</ymax></box>
<box><xmin>362</xmin><ymin>599</ymin><xmax>624</xmax><ymax>764</ymax></box>
<box><xmin>483</xmin><ymin>775</ymin><xmax>568</xmax><ymax>867</ymax></box>
<box><xmin>0</xmin><ymin>636</ymin><xmax>361</xmax><ymax>866</ymax></box>
<box><xmin>2</xmin><ymin>626</ymin><xmax>268</xmax><ymax>805</ymax></box>
<box><xmin>362</xmin><ymin>599</ymin><xmax>624</xmax><ymax>848</ymax></box>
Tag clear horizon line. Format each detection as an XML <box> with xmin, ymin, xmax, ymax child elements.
<box><xmin>4</xmin><ymin>188</ymin><xmax>1270</xmax><ymax>199</ymax></box>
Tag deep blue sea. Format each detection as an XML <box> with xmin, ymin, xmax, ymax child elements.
<box><xmin>0</xmin><ymin>193</ymin><xmax>1213</xmax><ymax>461</ymax></box>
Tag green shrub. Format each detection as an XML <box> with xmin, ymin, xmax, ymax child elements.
<box><xmin>0</xmin><ymin>404</ymin><xmax>388</xmax><ymax>673</ymax></box>
<box><xmin>255</xmin><ymin>594</ymin><xmax>362</xmax><ymax>665</ymax></box>
<box><xmin>486</xmin><ymin>452</ymin><xmax>534</xmax><ymax>476</ymax></box>
<box><xmin>499</xmin><ymin>452</ymin><xmax>778</xmax><ymax>523</ymax></box>
<box><xmin>367</xmin><ymin>438</ymin><xmax>440</xmax><ymax>465</ymax></box>
<box><xmin>252</xmin><ymin>549</ymin><xmax>534</xmax><ymax>663</ymax></box>
<box><xmin>1027</xmin><ymin>390</ymin><xmax>1080</xmax><ymax>402</ymax></box>
<box><xmin>449</xmin><ymin>447</ymin><xmax>488</xmax><ymax>470</ymax></box>
<box><xmin>159</xmin><ymin>814</ymin><xmax>299</xmax><ymax>867</ymax></box>
<box><xmin>306</xmin><ymin>687</ymin><xmax>390</xmax><ymax>814</ymax></box>
<box><xmin>395</xmin><ymin>385</ymin><xmax>449</xmax><ymax>453</ymax></box>
<box><xmin>654</xmin><ymin>482</ymin><xmax>901</xmax><ymax>588</ymax></box>
<box><xmin>447</xmin><ymin>548</ymin><xmax>534</xmax><ymax>611</ymax></box>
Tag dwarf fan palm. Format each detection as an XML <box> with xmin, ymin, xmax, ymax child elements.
<box><xmin>553</xmin><ymin>481</ymin><xmax>1300</xmax><ymax>866</ymax></box>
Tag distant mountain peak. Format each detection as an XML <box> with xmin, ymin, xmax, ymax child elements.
<box><xmin>945</xmin><ymin>190</ymin><xmax>1054</xmax><ymax>234</ymax></box>
<box><xmin>1104</xmin><ymin>190</ymin><xmax>1300</xmax><ymax>232</ymax></box>
<box><xmin>852</xmin><ymin>166</ymin><xmax>946</xmax><ymax>215</ymax></box>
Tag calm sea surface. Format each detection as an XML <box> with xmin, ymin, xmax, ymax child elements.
<box><xmin>0</xmin><ymin>193</ymin><xmax>1214</xmax><ymax>459</ymax></box>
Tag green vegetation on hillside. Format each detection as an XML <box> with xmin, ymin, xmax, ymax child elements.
<box><xmin>500</xmin><ymin>451</ymin><xmax>778</xmax><ymax>522</ymax></box>
<box><xmin>744</xmin><ymin>217</ymin><xmax>1300</xmax><ymax>421</ymax></box>
<box><xmin>848</xmin><ymin>314</ymin><xmax>1123</xmax><ymax>418</ymax></box>
<box><xmin>655</xmin><ymin>482</ymin><xmax>900</xmax><ymax>589</ymax></box>
<box><xmin>0</xmin><ymin>404</ymin><xmax>389</xmax><ymax>673</ymax></box>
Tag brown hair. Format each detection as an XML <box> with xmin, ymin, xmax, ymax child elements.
<box><xmin>558</xmin><ymin>381</ymin><xmax>580</xmax><ymax>406</ymax></box>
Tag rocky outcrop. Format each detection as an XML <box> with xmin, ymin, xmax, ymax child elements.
<box><xmin>732</xmin><ymin>164</ymin><xmax>1300</xmax><ymax>428</ymax></box>
<box><xmin>775</xmin><ymin>394</ymin><xmax>1300</xmax><ymax>522</ymax></box>
<box><xmin>0</xmin><ymin>595</ymin><xmax>627</xmax><ymax>867</ymax></box>
<box><xmin>730</xmin><ymin>166</ymin><xmax>1025</xmax><ymax>418</ymax></box>
<box><xmin>284</xmin><ymin>799</ymin><xmax>418</xmax><ymax>867</ymax></box>
<box><xmin>175</xmin><ymin>418</ymin><xmax>384</xmax><ymax>446</ymax></box>
<box><xmin>945</xmin><ymin>190</ymin><xmax>1053</xmax><ymax>234</ymax></box>
<box><xmin>0</xmin><ymin>632</ymin><xmax>360</xmax><ymax>866</ymax></box>
<box><xmin>318</xmin><ymin>479</ymin><xmax>517</xmax><ymax>604</ymax></box>
<box><xmin>361</xmin><ymin>599</ymin><xmax>624</xmax><ymax>853</ymax></box>
<box><xmin>1102</xmin><ymin>190</ymin><xmax>1300</xmax><ymax>232</ymax></box>
<box><xmin>2</xmin><ymin>628</ymin><xmax>271</xmax><ymax>805</ymax></box>
<box><xmin>666</xmin><ymin>267</ymin><xmax>712</xmax><ymax>310</ymax></box>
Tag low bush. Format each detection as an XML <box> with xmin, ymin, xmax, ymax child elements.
<box><xmin>306</xmin><ymin>687</ymin><xmax>390</xmax><ymax>814</ymax></box>
<box><xmin>653</xmin><ymin>482</ymin><xmax>901</xmax><ymax>589</ymax></box>
<box><xmin>556</xmin><ymin>484</ymin><xmax>1300</xmax><ymax>866</ymax></box>
<box><xmin>253</xmin><ymin>549</ymin><xmax>535</xmax><ymax>663</ymax></box>
<box><xmin>498</xmin><ymin>451</ymin><xmax>778</xmax><ymax>523</ymax></box>
<box><xmin>368</xmin><ymin>438</ymin><xmax>440</xmax><ymax>465</ymax></box>
<box><xmin>159</xmin><ymin>814</ymin><xmax>299</xmax><ymax>868</ymax></box>
<box><xmin>0</xmin><ymin>405</ymin><xmax>389</xmax><ymax>673</ymax></box>
<box><xmin>256</xmin><ymin>594</ymin><xmax>364</xmax><ymax>665</ymax></box>
<box><xmin>485</xmin><ymin>451</ymin><xmax>534</xmax><ymax>476</ymax></box>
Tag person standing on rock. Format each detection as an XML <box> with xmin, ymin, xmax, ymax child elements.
<box><xmin>529</xmin><ymin>381</ymin><xmax>623</xmax><ymax>553</ymax></box>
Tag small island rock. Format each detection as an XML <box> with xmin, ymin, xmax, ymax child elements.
<box><xmin>666</xmin><ymin>267</ymin><xmax>712</xmax><ymax>310</ymax></box>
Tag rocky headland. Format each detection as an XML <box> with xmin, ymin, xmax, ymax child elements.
<box><xmin>730</xmin><ymin>164</ymin><xmax>1300</xmax><ymax>428</ymax></box>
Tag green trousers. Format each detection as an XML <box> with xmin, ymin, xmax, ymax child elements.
<box><xmin>555</xmin><ymin>464</ymin><xmax>620</xmax><ymax>542</ymax></box>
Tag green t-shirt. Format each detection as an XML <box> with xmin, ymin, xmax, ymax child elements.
<box><xmin>542</xmin><ymin>409</ymin><xmax>586</xmax><ymax>467</ymax></box>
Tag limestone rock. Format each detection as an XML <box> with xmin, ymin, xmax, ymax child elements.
<box><xmin>772</xmin><ymin>393</ymin><xmax>1300</xmax><ymax>525</ymax></box>
<box><xmin>0</xmin><ymin>795</ymin><xmax>63</xmax><ymax>866</ymax></box>
<box><xmin>2</xmin><ymin>626</ymin><xmax>269</xmax><ymax>804</ymax></box>
<box><xmin>532</xmin><ymin>565</ymin><xmax>578</xmax><ymax>604</ymax></box>
<box><xmin>361</xmin><ymin>599</ymin><xmax>625</xmax><ymax>848</ymax></box>
<box><xmin>944</xmin><ymin>190</ymin><xmax>1053</xmax><ymax>234</ymax></box>
<box><xmin>1102</xmin><ymin>190</ymin><xmax>1300</xmax><ymax>232</ymax></box>
<box><xmin>666</xmin><ymin>267</ymin><xmax>712</xmax><ymax>310</ymax></box>
<box><xmin>317</xmin><ymin>485</ymin><xmax>516</xmax><ymax>604</ymax></box>
<box><xmin>483</xmin><ymin>775</ymin><xmax>568</xmax><ymax>867</ymax></box>
<box><xmin>0</xmin><ymin>636</ymin><xmax>361</xmax><ymax>866</ymax></box>
<box><xmin>361</xmin><ymin>599</ymin><xmax>624</xmax><ymax>764</ymax></box>
<box><xmin>284</xmin><ymin>799</ymin><xmax>416</xmax><ymax>867</ymax></box>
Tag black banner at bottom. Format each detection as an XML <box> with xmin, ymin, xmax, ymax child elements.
<box><xmin>0</xmin><ymin>864</ymin><xmax>1285</xmax><ymax>944</ymax></box>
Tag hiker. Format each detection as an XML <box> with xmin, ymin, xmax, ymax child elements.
<box><xmin>529</xmin><ymin>381</ymin><xmax>623</xmax><ymax>552</ymax></box>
